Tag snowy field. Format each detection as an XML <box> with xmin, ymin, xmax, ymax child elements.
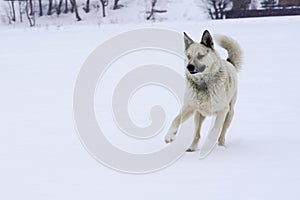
<box><xmin>1</xmin><ymin>16</ymin><xmax>300</xmax><ymax>199</ymax></box>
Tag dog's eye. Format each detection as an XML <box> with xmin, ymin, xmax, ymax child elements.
<box><xmin>197</xmin><ymin>53</ymin><xmax>204</xmax><ymax>60</ymax></box>
<box><xmin>187</xmin><ymin>54</ymin><xmax>191</xmax><ymax>60</ymax></box>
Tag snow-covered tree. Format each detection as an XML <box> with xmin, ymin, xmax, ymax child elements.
<box><xmin>99</xmin><ymin>0</ymin><xmax>108</xmax><ymax>17</ymax></box>
<box><xmin>208</xmin><ymin>0</ymin><xmax>232</xmax><ymax>19</ymax></box>
<box><xmin>146</xmin><ymin>0</ymin><xmax>167</xmax><ymax>20</ymax></box>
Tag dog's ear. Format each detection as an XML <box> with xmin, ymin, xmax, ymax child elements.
<box><xmin>184</xmin><ymin>32</ymin><xmax>194</xmax><ymax>50</ymax></box>
<box><xmin>201</xmin><ymin>30</ymin><xmax>214</xmax><ymax>49</ymax></box>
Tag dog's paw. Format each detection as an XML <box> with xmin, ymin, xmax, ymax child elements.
<box><xmin>186</xmin><ymin>144</ymin><xmax>198</xmax><ymax>152</ymax></box>
<box><xmin>164</xmin><ymin>132</ymin><xmax>176</xmax><ymax>143</ymax></box>
<box><xmin>186</xmin><ymin>148</ymin><xmax>196</xmax><ymax>152</ymax></box>
<box><xmin>218</xmin><ymin>140</ymin><xmax>225</xmax><ymax>146</ymax></box>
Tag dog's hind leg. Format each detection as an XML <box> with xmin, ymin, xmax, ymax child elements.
<box><xmin>165</xmin><ymin>105</ymin><xmax>194</xmax><ymax>143</ymax></box>
<box><xmin>218</xmin><ymin>100</ymin><xmax>235</xmax><ymax>146</ymax></box>
<box><xmin>218</xmin><ymin>107</ymin><xmax>233</xmax><ymax>146</ymax></box>
<box><xmin>187</xmin><ymin>112</ymin><xmax>205</xmax><ymax>152</ymax></box>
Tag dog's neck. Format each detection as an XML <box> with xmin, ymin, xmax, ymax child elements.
<box><xmin>186</xmin><ymin>67</ymin><xmax>225</xmax><ymax>94</ymax></box>
<box><xmin>186</xmin><ymin>76</ymin><xmax>208</xmax><ymax>92</ymax></box>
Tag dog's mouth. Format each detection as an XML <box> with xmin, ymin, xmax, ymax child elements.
<box><xmin>187</xmin><ymin>64</ymin><xmax>206</xmax><ymax>74</ymax></box>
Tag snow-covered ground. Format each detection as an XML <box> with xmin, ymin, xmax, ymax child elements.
<box><xmin>1</xmin><ymin>16</ymin><xmax>300</xmax><ymax>199</ymax></box>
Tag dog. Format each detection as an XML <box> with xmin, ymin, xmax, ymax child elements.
<box><xmin>165</xmin><ymin>30</ymin><xmax>242</xmax><ymax>152</ymax></box>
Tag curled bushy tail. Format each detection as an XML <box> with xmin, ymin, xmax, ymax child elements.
<box><xmin>213</xmin><ymin>34</ymin><xmax>243</xmax><ymax>71</ymax></box>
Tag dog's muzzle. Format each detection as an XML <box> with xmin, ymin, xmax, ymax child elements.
<box><xmin>187</xmin><ymin>64</ymin><xmax>206</xmax><ymax>74</ymax></box>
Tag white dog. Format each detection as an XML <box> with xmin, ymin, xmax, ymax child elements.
<box><xmin>165</xmin><ymin>30</ymin><xmax>242</xmax><ymax>152</ymax></box>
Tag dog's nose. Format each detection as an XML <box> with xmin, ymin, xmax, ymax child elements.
<box><xmin>187</xmin><ymin>64</ymin><xmax>195</xmax><ymax>73</ymax></box>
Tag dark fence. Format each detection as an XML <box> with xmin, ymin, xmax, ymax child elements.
<box><xmin>225</xmin><ymin>8</ymin><xmax>300</xmax><ymax>18</ymax></box>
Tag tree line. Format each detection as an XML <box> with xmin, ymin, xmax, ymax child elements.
<box><xmin>5</xmin><ymin>0</ymin><xmax>83</xmax><ymax>25</ymax></box>
<box><xmin>3</xmin><ymin>0</ymin><xmax>168</xmax><ymax>26</ymax></box>
<box><xmin>6</xmin><ymin>0</ymin><xmax>291</xmax><ymax>26</ymax></box>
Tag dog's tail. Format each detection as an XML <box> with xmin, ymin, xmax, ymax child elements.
<box><xmin>213</xmin><ymin>34</ymin><xmax>242</xmax><ymax>71</ymax></box>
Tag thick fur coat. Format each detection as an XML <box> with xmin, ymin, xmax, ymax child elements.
<box><xmin>165</xmin><ymin>30</ymin><xmax>242</xmax><ymax>151</ymax></box>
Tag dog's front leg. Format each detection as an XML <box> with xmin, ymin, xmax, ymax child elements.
<box><xmin>187</xmin><ymin>112</ymin><xmax>205</xmax><ymax>152</ymax></box>
<box><xmin>199</xmin><ymin>107</ymin><xmax>229</xmax><ymax>157</ymax></box>
<box><xmin>165</xmin><ymin>105</ymin><xmax>194</xmax><ymax>143</ymax></box>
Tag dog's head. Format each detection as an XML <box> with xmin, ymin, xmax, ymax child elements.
<box><xmin>184</xmin><ymin>30</ymin><xmax>221</xmax><ymax>81</ymax></box>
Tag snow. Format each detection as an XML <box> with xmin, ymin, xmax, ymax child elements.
<box><xmin>1</xmin><ymin>16</ymin><xmax>300</xmax><ymax>199</ymax></box>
